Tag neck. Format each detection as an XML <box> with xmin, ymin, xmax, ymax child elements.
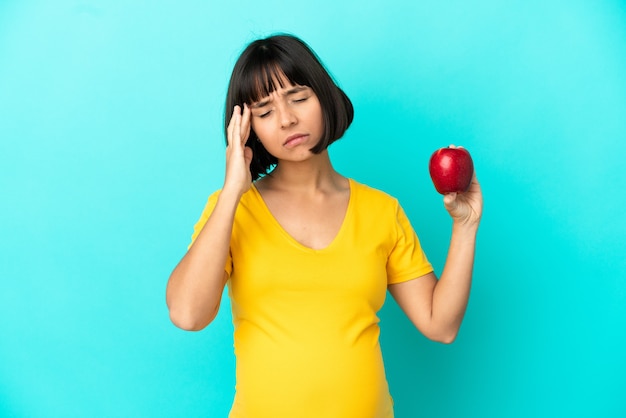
<box><xmin>265</xmin><ymin>151</ymin><xmax>343</xmax><ymax>191</ymax></box>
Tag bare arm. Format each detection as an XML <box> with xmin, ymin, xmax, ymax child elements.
<box><xmin>166</xmin><ymin>105</ymin><xmax>252</xmax><ymax>331</ymax></box>
<box><xmin>166</xmin><ymin>189</ymin><xmax>240</xmax><ymax>331</ymax></box>
<box><xmin>389</xmin><ymin>161</ymin><xmax>483</xmax><ymax>343</ymax></box>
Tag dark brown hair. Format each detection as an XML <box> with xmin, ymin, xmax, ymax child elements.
<box><xmin>225</xmin><ymin>34</ymin><xmax>354</xmax><ymax>180</ymax></box>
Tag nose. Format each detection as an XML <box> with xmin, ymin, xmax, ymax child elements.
<box><xmin>278</xmin><ymin>106</ymin><xmax>297</xmax><ymax>129</ymax></box>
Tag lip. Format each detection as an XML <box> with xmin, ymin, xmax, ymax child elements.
<box><xmin>283</xmin><ymin>133</ymin><xmax>309</xmax><ymax>148</ymax></box>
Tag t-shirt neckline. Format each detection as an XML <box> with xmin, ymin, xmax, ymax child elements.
<box><xmin>250</xmin><ymin>178</ymin><xmax>355</xmax><ymax>253</ymax></box>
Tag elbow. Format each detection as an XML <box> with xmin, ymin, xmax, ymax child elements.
<box><xmin>169</xmin><ymin>314</ymin><xmax>205</xmax><ymax>331</ymax></box>
<box><xmin>167</xmin><ymin>305</ymin><xmax>215</xmax><ymax>331</ymax></box>
<box><xmin>424</xmin><ymin>327</ymin><xmax>459</xmax><ymax>345</ymax></box>
<box><xmin>166</xmin><ymin>284</ymin><xmax>219</xmax><ymax>331</ymax></box>
<box><xmin>434</xmin><ymin>332</ymin><xmax>457</xmax><ymax>345</ymax></box>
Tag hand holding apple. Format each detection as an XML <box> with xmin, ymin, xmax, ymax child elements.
<box><xmin>429</xmin><ymin>145</ymin><xmax>482</xmax><ymax>228</ymax></box>
<box><xmin>428</xmin><ymin>146</ymin><xmax>474</xmax><ymax>194</ymax></box>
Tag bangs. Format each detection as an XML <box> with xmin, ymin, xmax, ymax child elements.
<box><xmin>238</xmin><ymin>58</ymin><xmax>307</xmax><ymax>104</ymax></box>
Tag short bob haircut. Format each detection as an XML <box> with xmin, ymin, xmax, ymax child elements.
<box><xmin>225</xmin><ymin>34</ymin><xmax>354</xmax><ymax>181</ymax></box>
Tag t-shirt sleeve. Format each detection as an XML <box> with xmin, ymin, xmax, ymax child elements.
<box><xmin>386</xmin><ymin>202</ymin><xmax>434</xmax><ymax>285</ymax></box>
<box><xmin>188</xmin><ymin>190</ymin><xmax>233</xmax><ymax>277</ymax></box>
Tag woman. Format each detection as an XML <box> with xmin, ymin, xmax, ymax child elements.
<box><xmin>166</xmin><ymin>34</ymin><xmax>483</xmax><ymax>418</ymax></box>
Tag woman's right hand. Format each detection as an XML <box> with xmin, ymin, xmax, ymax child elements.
<box><xmin>224</xmin><ymin>104</ymin><xmax>253</xmax><ymax>196</ymax></box>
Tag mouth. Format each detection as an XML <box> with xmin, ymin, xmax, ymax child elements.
<box><xmin>283</xmin><ymin>133</ymin><xmax>309</xmax><ymax>148</ymax></box>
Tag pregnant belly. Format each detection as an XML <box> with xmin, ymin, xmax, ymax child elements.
<box><xmin>230</xmin><ymin>338</ymin><xmax>393</xmax><ymax>418</ymax></box>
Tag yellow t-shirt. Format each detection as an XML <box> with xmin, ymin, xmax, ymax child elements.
<box><xmin>190</xmin><ymin>179</ymin><xmax>433</xmax><ymax>418</ymax></box>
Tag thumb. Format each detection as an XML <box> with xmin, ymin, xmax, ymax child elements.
<box><xmin>443</xmin><ymin>192</ymin><xmax>458</xmax><ymax>211</ymax></box>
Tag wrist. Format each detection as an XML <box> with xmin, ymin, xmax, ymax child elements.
<box><xmin>222</xmin><ymin>179</ymin><xmax>250</xmax><ymax>199</ymax></box>
<box><xmin>219</xmin><ymin>183</ymin><xmax>247</xmax><ymax>205</ymax></box>
<box><xmin>451</xmin><ymin>220</ymin><xmax>479</xmax><ymax>237</ymax></box>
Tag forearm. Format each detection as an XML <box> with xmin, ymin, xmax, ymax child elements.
<box><xmin>166</xmin><ymin>188</ymin><xmax>241</xmax><ymax>330</ymax></box>
<box><xmin>431</xmin><ymin>223</ymin><xmax>478</xmax><ymax>341</ymax></box>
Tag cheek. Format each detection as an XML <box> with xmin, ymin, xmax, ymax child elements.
<box><xmin>250</xmin><ymin>121</ymin><xmax>272</xmax><ymax>145</ymax></box>
<box><xmin>310</xmin><ymin>100</ymin><xmax>324</xmax><ymax>130</ymax></box>
<box><xmin>313</xmin><ymin>109</ymin><xmax>324</xmax><ymax>136</ymax></box>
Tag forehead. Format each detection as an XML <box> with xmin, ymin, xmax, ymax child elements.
<box><xmin>241</xmin><ymin>62</ymin><xmax>305</xmax><ymax>103</ymax></box>
<box><xmin>250</xmin><ymin>85</ymin><xmax>310</xmax><ymax>109</ymax></box>
<box><xmin>255</xmin><ymin>73</ymin><xmax>295</xmax><ymax>96</ymax></box>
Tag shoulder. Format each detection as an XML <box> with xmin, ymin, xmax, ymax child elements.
<box><xmin>197</xmin><ymin>187</ymin><xmax>260</xmax><ymax>220</ymax></box>
<box><xmin>350</xmin><ymin>179</ymin><xmax>399</xmax><ymax>208</ymax></box>
<box><xmin>205</xmin><ymin>186</ymin><xmax>257</xmax><ymax>205</ymax></box>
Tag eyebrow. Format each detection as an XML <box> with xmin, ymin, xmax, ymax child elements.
<box><xmin>250</xmin><ymin>86</ymin><xmax>309</xmax><ymax>109</ymax></box>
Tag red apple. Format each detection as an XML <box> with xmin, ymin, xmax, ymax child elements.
<box><xmin>428</xmin><ymin>147</ymin><xmax>474</xmax><ymax>194</ymax></box>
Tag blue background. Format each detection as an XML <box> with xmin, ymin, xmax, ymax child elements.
<box><xmin>1</xmin><ymin>1</ymin><xmax>625</xmax><ymax>417</ymax></box>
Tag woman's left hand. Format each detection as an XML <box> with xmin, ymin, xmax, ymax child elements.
<box><xmin>443</xmin><ymin>170</ymin><xmax>483</xmax><ymax>228</ymax></box>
